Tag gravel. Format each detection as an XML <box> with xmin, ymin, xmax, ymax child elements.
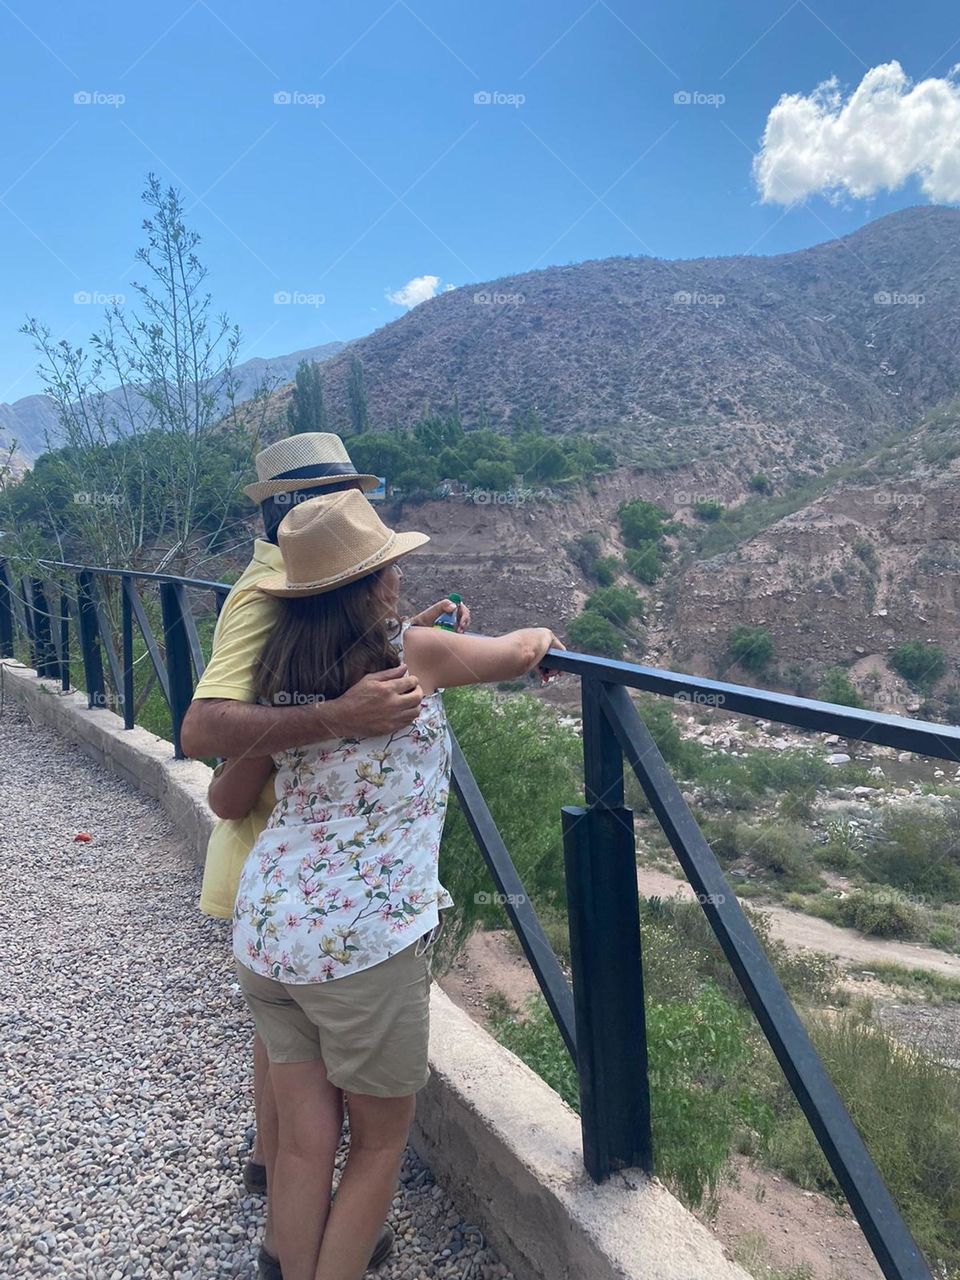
<box><xmin>0</xmin><ymin>701</ymin><xmax>514</xmax><ymax>1280</ymax></box>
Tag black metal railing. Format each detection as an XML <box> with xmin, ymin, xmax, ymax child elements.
<box><xmin>0</xmin><ymin>557</ymin><xmax>945</xmax><ymax>1280</ymax></box>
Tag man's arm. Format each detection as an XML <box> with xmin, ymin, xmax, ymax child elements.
<box><xmin>208</xmin><ymin>755</ymin><xmax>275</xmax><ymax>820</ymax></box>
<box><xmin>180</xmin><ymin>665</ymin><xmax>423</xmax><ymax>760</ymax></box>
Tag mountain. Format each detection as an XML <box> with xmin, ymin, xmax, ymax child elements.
<box><xmin>315</xmin><ymin>207</ymin><xmax>960</xmax><ymax>474</ymax></box>
<box><xmin>663</xmin><ymin>398</ymin><xmax>960</xmax><ymax>694</ymax></box>
<box><xmin>0</xmin><ymin>341</ymin><xmax>345</xmax><ymax>468</ymax></box>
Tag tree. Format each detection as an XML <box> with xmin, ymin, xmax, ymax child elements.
<box><xmin>347</xmin><ymin>353</ymin><xmax>369</xmax><ymax>434</ymax></box>
<box><xmin>619</xmin><ymin>499</ymin><xmax>670</xmax><ymax>548</ymax></box>
<box><xmin>14</xmin><ymin>173</ymin><xmax>274</xmax><ymax>576</ymax></box>
<box><xmin>585</xmin><ymin>585</ymin><xmax>645</xmax><ymax>627</ymax></box>
<box><xmin>891</xmin><ymin>642</ymin><xmax>947</xmax><ymax>691</ymax></box>
<box><xmin>818</xmin><ymin>667</ymin><xmax>865</xmax><ymax>708</ymax></box>
<box><xmin>624</xmin><ymin>543</ymin><xmax>663</xmax><ymax>584</ymax></box>
<box><xmin>728</xmin><ymin>626</ymin><xmax>773</xmax><ymax>674</ymax></box>
<box><xmin>286</xmin><ymin>359</ymin><xmax>327</xmax><ymax>434</ymax></box>
<box><xmin>567</xmin><ymin>610</ymin><xmax>624</xmax><ymax>658</ymax></box>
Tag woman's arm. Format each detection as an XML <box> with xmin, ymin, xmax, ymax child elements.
<box><xmin>208</xmin><ymin>755</ymin><xmax>276</xmax><ymax>820</ymax></box>
<box><xmin>402</xmin><ymin>626</ymin><xmax>563</xmax><ymax>695</ymax></box>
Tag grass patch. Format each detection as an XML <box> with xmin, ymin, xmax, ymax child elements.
<box><xmin>850</xmin><ymin>962</ymin><xmax>960</xmax><ymax>1003</ymax></box>
<box><xmin>437</xmin><ymin>686</ymin><xmax>582</xmax><ymax>969</ymax></box>
<box><xmin>762</xmin><ymin>1009</ymin><xmax>960</xmax><ymax>1270</ymax></box>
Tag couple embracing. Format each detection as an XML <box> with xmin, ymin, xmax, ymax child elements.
<box><xmin>182</xmin><ymin>433</ymin><xmax>561</xmax><ymax>1280</ymax></box>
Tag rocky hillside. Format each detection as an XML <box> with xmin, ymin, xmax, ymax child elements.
<box><xmin>663</xmin><ymin>400</ymin><xmax>960</xmax><ymax>697</ymax></box>
<box><xmin>316</xmin><ymin>206</ymin><xmax>960</xmax><ymax>473</ymax></box>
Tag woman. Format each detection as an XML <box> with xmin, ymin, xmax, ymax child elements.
<box><xmin>209</xmin><ymin>489</ymin><xmax>561</xmax><ymax>1280</ymax></box>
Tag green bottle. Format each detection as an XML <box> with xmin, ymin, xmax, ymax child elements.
<box><xmin>434</xmin><ymin>593</ymin><xmax>462</xmax><ymax>631</ymax></box>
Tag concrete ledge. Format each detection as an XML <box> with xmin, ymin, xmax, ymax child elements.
<box><xmin>3</xmin><ymin>659</ymin><xmax>750</xmax><ymax>1280</ymax></box>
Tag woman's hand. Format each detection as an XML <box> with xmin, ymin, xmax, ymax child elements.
<box><xmin>409</xmin><ymin>597</ymin><xmax>471</xmax><ymax>633</ymax></box>
<box><xmin>535</xmin><ymin>631</ymin><xmax>566</xmax><ymax>684</ymax></box>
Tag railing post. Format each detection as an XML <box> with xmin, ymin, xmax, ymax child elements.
<box><xmin>59</xmin><ymin>590</ymin><xmax>70</xmax><ymax>692</ymax></box>
<box><xmin>562</xmin><ymin>803</ymin><xmax>652</xmax><ymax>1181</ymax></box>
<box><xmin>561</xmin><ymin>676</ymin><xmax>653</xmax><ymax>1182</ymax></box>
<box><xmin>160</xmin><ymin>581</ymin><xmax>194</xmax><ymax>759</ymax></box>
<box><xmin>76</xmin><ymin>571</ymin><xmax>106</xmax><ymax>710</ymax></box>
<box><xmin>121</xmin><ymin>578</ymin><xmax>134</xmax><ymax>730</ymax></box>
<box><xmin>0</xmin><ymin>563</ymin><xmax>14</xmax><ymax>658</ymax></box>
<box><xmin>30</xmin><ymin>579</ymin><xmax>58</xmax><ymax>679</ymax></box>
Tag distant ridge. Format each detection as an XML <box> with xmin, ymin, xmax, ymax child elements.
<box><xmin>312</xmin><ymin>206</ymin><xmax>960</xmax><ymax>470</ymax></box>
<box><xmin>1</xmin><ymin>340</ymin><xmax>346</xmax><ymax>468</ymax></box>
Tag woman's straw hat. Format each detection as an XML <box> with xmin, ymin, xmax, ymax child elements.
<box><xmin>257</xmin><ymin>489</ymin><xmax>429</xmax><ymax>598</ymax></box>
<box><xmin>243</xmin><ymin>432</ymin><xmax>379</xmax><ymax>503</ymax></box>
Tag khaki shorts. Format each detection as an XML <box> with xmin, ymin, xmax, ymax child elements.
<box><xmin>235</xmin><ymin>933</ymin><xmax>437</xmax><ymax>1097</ymax></box>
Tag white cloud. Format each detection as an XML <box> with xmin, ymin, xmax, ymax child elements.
<box><xmin>754</xmin><ymin>61</ymin><xmax>960</xmax><ymax>205</ymax></box>
<box><xmin>385</xmin><ymin>274</ymin><xmax>454</xmax><ymax>307</ymax></box>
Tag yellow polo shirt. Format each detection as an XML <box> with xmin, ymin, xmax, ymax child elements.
<box><xmin>195</xmin><ymin>539</ymin><xmax>283</xmax><ymax>918</ymax></box>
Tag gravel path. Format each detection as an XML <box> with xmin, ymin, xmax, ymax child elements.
<box><xmin>0</xmin><ymin>702</ymin><xmax>513</xmax><ymax>1280</ymax></box>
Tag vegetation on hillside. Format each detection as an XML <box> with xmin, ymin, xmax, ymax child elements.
<box><xmin>346</xmin><ymin>411</ymin><xmax>614</xmax><ymax>498</ymax></box>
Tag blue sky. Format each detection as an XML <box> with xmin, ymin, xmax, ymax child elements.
<box><xmin>3</xmin><ymin>0</ymin><xmax>960</xmax><ymax>399</ymax></box>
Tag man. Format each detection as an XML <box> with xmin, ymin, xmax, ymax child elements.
<box><xmin>181</xmin><ymin>432</ymin><xmax>468</xmax><ymax>1278</ymax></box>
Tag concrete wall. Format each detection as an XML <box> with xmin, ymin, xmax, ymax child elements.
<box><xmin>2</xmin><ymin>658</ymin><xmax>751</xmax><ymax>1280</ymax></box>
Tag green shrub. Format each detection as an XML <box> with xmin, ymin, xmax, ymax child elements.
<box><xmin>891</xmin><ymin>641</ymin><xmax>947</xmax><ymax>691</ymax></box>
<box><xmin>646</xmin><ymin>985</ymin><xmax>771</xmax><ymax>1207</ymax></box>
<box><xmin>748</xmin><ymin>473</ymin><xmax>772</xmax><ymax>495</ymax></box>
<box><xmin>618</xmin><ymin>498</ymin><xmax>670</xmax><ymax>547</ymax></box>
<box><xmin>693</xmin><ymin>499</ymin><xmax>725</xmax><ymax>521</ymax></box>
<box><xmin>815</xmin><ymin>819</ymin><xmax>864</xmax><ymax>871</ymax></box>
<box><xmin>488</xmin><ymin>995</ymin><xmax>579</xmax><ymax>1109</ymax></box>
<box><xmin>492</xmin><ymin>984</ymin><xmax>771</xmax><ymax>1210</ymax></box>
<box><xmin>817</xmin><ymin>667</ymin><xmax>865</xmax><ymax>708</ymax></box>
<box><xmin>624</xmin><ymin>543</ymin><xmax>664</xmax><ymax>583</ymax></box>
<box><xmin>437</xmin><ymin>687</ymin><xmax>581</xmax><ymax>968</ymax></box>
<box><xmin>745</xmin><ymin>822</ymin><xmax>815</xmax><ymax>885</ymax></box>
<box><xmin>838</xmin><ymin>888</ymin><xmax>924</xmax><ymax>939</ymax></box>
<box><xmin>728</xmin><ymin>626</ymin><xmax>774</xmax><ymax>673</ymax></box>
<box><xmin>595</xmin><ymin>555</ymin><xmax>620</xmax><ymax>586</ymax></box>
<box><xmin>566</xmin><ymin>535</ymin><xmax>622</xmax><ymax>586</ymax></box>
<box><xmin>929</xmin><ymin>924</ymin><xmax>959</xmax><ymax>950</ymax></box>
<box><xmin>762</xmin><ymin>1011</ymin><xmax>960</xmax><ymax>1270</ymax></box>
<box><xmin>868</xmin><ymin>803</ymin><xmax>960</xmax><ymax>903</ymax></box>
<box><xmin>567</xmin><ymin>609</ymin><xmax>624</xmax><ymax>658</ymax></box>
<box><xmin>584</xmin><ymin>584</ymin><xmax>645</xmax><ymax>627</ymax></box>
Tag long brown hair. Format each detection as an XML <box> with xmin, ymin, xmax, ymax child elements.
<box><xmin>254</xmin><ymin>568</ymin><xmax>401</xmax><ymax>706</ymax></box>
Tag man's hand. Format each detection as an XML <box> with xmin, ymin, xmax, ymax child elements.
<box><xmin>409</xmin><ymin>597</ymin><xmax>471</xmax><ymax>633</ymax></box>
<box><xmin>324</xmin><ymin>664</ymin><xmax>423</xmax><ymax>736</ymax></box>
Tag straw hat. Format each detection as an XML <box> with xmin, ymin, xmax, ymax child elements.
<box><xmin>243</xmin><ymin>432</ymin><xmax>379</xmax><ymax>503</ymax></box>
<box><xmin>257</xmin><ymin>489</ymin><xmax>429</xmax><ymax>598</ymax></box>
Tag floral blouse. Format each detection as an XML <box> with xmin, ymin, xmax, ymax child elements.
<box><xmin>233</xmin><ymin>629</ymin><xmax>453</xmax><ymax>984</ymax></box>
